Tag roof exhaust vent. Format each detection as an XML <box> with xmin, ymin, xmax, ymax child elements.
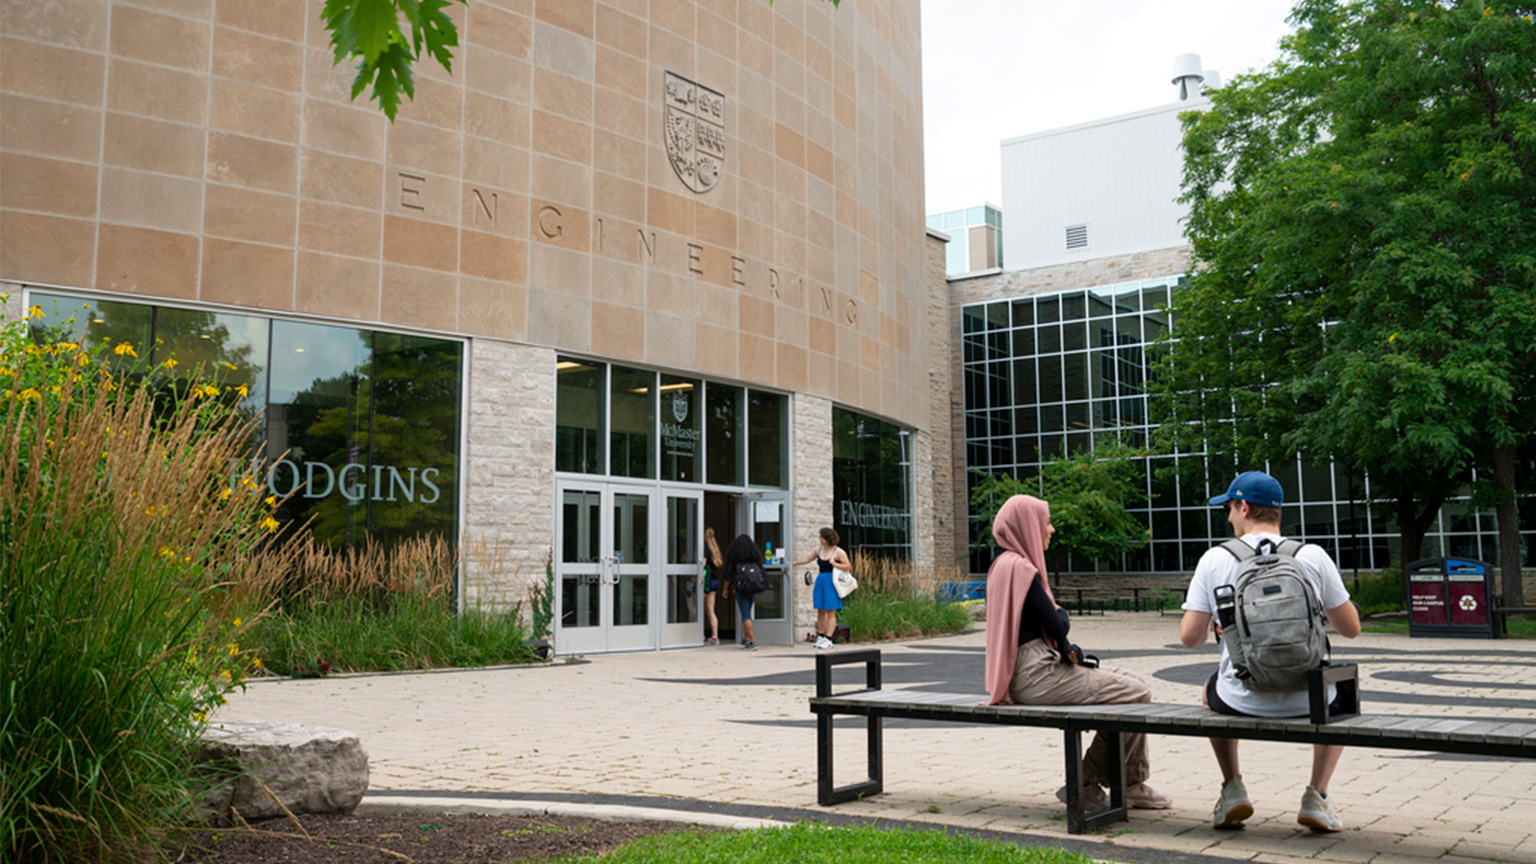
<box><xmin>1172</xmin><ymin>54</ymin><xmax>1204</xmax><ymax>101</ymax></box>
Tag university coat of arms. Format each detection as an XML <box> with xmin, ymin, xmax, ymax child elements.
<box><xmin>664</xmin><ymin>71</ymin><xmax>726</xmax><ymax>194</ymax></box>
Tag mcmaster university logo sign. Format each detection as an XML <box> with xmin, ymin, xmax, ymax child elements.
<box><xmin>664</xmin><ymin>71</ymin><xmax>726</xmax><ymax>194</ymax></box>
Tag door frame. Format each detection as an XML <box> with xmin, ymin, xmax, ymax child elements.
<box><xmin>738</xmin><ymin>490</ymin><xmax>793</xmax><ymax>646</ymax></box>
<box><xmin>553</xmin><ymin>478</ymin><xmax>659</xmax><ymax>655</ymax></box>
<box><xmin>659</xmin><ymin>486</ymin><xmax>706</xmax><ymax>648</ymax></box>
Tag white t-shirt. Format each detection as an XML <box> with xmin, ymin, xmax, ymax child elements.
<box><xmin>1183</xmin><ymin>531</ymin><xmax>1351</xmax><ymax>717</ymax></box>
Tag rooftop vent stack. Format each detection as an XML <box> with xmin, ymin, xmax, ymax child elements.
<box><xmin>1202</xmin><ymin>69</ymin><xmax>1222</xmax><ymax>92</ymax></box>
<box><xmin>1171</xmin><ymin>54</ymin><xmax>1204</xmax><ymax>101</ymax></box>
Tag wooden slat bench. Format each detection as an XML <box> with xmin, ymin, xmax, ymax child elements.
<box><xmin>810</xmin><ymin>649</ymin><xmax>1536</xmax><ymax>834</ymax></box>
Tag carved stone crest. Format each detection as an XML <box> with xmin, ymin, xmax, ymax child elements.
<box><xmin>664</xmin><ymin>71</ymin><xmax>725</xmax><ymax>194</ymax></box>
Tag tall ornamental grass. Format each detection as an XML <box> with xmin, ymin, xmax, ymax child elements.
<box><xmin>0</xmin><ymin>311</ymin><xmax>287</xmax><ymax>863</ymax></box>
<box><xmin>837</xmin><ymin>555</ymin><xmax>973</xmax><ymax>641</ymax></box>
<box><xmin>231</xmin><ymin>536</ymin><xmax>541</xmax><ymax>675</ymax></box>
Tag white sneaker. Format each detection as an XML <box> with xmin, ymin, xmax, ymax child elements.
<box><xmin>1212</xmin><ymin>775</ymin><xmax>1254</xmax><ymax>829</ymax></box>
<box><xmin>1297</xmin><ymin>785</ymin><xmax>1343</xmax><ymax>832</ymax></box>
<box><xmin>815</xmin><ymin>636</ymin><xmax>833</xmax><ymax>650</ymax></box>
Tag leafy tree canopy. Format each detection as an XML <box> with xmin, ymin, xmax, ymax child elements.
<box><xmin>970</xmin><ymin>444</ymin><xmax>1150</xmax><ymax>573</ymax></box>
<box><xmin>1153</xmin><ymin>0</ymin><xmax>1536</xmax><ymax>596</ymax></box>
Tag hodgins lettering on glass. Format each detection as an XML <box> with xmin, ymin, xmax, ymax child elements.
<box><xmin>234</xmin><ymin>459</ymin><xmax>443</xmax><ymax>504</ymax></box>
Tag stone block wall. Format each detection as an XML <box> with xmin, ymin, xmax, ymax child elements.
<box><xmin>792</xmin><ymin>392</ymin><xmax>833</xmax><ymax>633</ymax></box>
<box><xmin>462</xmin><ymin>339</ymin><xmax>556</xmax><ymax>618</ymax></box>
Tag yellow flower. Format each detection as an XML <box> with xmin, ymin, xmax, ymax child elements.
<box><xmin>233</xmin><ymin>618</ymin><xmax>243</xmax><ymax>628</ymax></box>
<box><xmin>1389</xmin><ymin>332</ymin><xmax>1398</xmax><ymax>343</ymax></box>
<box><xmin>113</xmin><ymin>342</ymin><xmax>138</xmax><ymax>358</ymax></box>
<box><xmin>160</xmin><ymin>546</ymin><xmax>178</xmax><ymax>558</ymax></box>
<box><xmin>236</xmin><ymin>384</ymin><xmax>249</xmax><ymax>398</ymax></box>
<box><xmin>265</xmin><ymin>495</ymin><xmax>277</xmax><ymax>508</ymax></box>
<box><xmin>219</xmin><ymin>487</ymin><xmax>233</xmax><ymax>501</ymax></box>
<box><xmin>26</xmin><ymin>305</ymin><xmax>42</xmax><ymax>320</ymax></box>
<box><xmin>200</xmin><ymin>384</ymin><xmax>220</xmax><ymax>398</ymax></box>
<box><xmin>227</xmin><ymin>643</ymin><xmax>240</xmax><ymax>656</ymax></box>
<box><xmin>252</xmin><ymin>657</ymin><xmax>264</xmax><ymax>669</ymax></box>
<box><xmin>217</xmin><ymin>669</ymin><xmax>231</xmax><ymax>682</ymax></box>
<box><xmin>163</xmin><ymin>357</ymin><xmax>179</xmax><ymax>369</ymax></box>
<box><xmin>17</xmin><ymin>388</ymin><xmax>39</xmax><ymax>401</ymax></box>
<box><xmin>261</xmin><ymin>515</ymin><xmax>280</xmax><ymax>533</ymax></box>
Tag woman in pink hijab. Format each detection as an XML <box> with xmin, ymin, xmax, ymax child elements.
<box><xmin>982</xmin><ymin>494</ymin><xmax>1171</xmax><ymax>812</ymax></box>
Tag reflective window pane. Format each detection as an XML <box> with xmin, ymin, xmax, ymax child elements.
<box><xmin>747</xmin><ymin>389</ymin><xmax>788</xmax><ymax>488</ymax></box>
<box><xmin>610</xmin><ymin>365</ymin><xmax>654</xmax><ymax>479</ymax></box>
<box><xmin>556</xmin><ymin>357</ymin><xmax>605</xmax><ymax>474</ymax></box>
<box><xmin>266</xmin><ymin>320</ymin><xmax>371</xmax><ymax>547</ymax></box>
<box><xmin>705</xmin><ymin>383</ymin><xmax>742</xmax><ymax>485</ymax></box>
<box><xmin>659</xmin><ymin>375</ymin><xmax>701</xmax><ymax>482</ymax></box>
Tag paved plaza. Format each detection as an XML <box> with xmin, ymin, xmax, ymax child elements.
<box><xmin>217</xmin><ymin>613</ymin><xmax>1536</xmax><ymax>863</ymax></box>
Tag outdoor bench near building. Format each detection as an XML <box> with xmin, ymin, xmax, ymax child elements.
<box><xmin>809</xmin><ymin>650</ymin><xmax>1536</xmax><ymax>834</ymax></box>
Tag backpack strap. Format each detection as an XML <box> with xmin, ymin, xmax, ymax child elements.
<box><xmin>1273</xmin><ymin>538</ymin><xmax>1304</xmax><ymax>556</ymax></box>
<box><xmin>1220</xmin><ymin>538</ymin><xmax>1257</xmax><ymax>562</ymax></box>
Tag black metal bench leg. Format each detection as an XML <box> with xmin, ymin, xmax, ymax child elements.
<box><xmin>815</xmin><ymin>650</ymin><xmax>885</xmax><ymax>806</ymax></box>
<box><xmin>1062</xmin><ymin>726</ymin><xmax>1129</xmax><ymax>834</ymax></box>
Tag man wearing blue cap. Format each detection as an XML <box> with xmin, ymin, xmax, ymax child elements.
<box><xmin>1179</xmin><ymin>471</ymin><xmax>1361</xmax><ymax>832</ymax></box>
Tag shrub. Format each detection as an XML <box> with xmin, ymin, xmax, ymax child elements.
<box><xmin>836</xmin><ymin>555</ymin><xmax>972</xmax><ymax>641</ymax></box>
<box><xmin>0</xmin><ymin>309</ymin><xmax>290</xmax><ymax>862</ymax></box>
<box><xmin>232</xmin><ymin>535</ymin><xmax>541</xmax><ymax>674</ymax></box>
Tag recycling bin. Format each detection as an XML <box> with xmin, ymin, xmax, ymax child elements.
<box><xmin>1405</xmin><ymin>557</ymin><xmax>1498</xmax><ymax>639</ymax></box>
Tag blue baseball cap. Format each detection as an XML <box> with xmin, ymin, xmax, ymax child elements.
<box><xmin>1209</xmin><ymin>471</ymin><xmax>1284</xmax><ymax>509</ymax></box>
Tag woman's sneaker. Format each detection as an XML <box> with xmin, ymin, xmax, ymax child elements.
<box><xmin>1297</xmin><ymin>786</ymin><xmax>1342</xmax><ymax>832</ymax></box>
<box><xmin>1212</xmin><ymin>775</ymin><xmax>1254</xmax><ymax>829</ymax></box>
<box><xmin>815</xmin><ymin>635</ymin><xmax>833</xmax><ymax>650</ymax></box>
<box><xmin>742</xmin><ymin>640</ymin><xmax>756</xmax><ymax>650</ymax></box>
<box><xmin>705</xmin><ymin>637</ymin><xmax>719</xmax><ymax>645</ymax></box>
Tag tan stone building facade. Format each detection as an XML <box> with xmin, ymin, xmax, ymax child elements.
<box><xmin>0</xmin><ymin>0</ymin><xmax>951</xmax><ymax>651</ymax></box>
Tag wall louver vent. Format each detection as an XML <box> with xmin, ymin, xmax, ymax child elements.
<box><xmin>1065</xmin><ymin>224</ymin><xmax>1089</xmax><ymax>250</ymax></box>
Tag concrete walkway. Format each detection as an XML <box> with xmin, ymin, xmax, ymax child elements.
<box><xmin>216</xmin><ymin>614</ymin><xmax>1536</xmax><ymax>864</ymax></box>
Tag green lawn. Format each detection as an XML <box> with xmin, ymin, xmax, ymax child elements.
<box><xmin>1360</xmin><ymin>617</ymin><xmax>1536</xmax><ymax>638</ymax></box>
<box><xmin>567</xmin><ymin>822</ymin><xmax>1097</xmax><ymax>864</ymax></box>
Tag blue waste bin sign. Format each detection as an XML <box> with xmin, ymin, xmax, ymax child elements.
<box><xmin>1405</xmin><ymin>557</ymin><xmax>1498</xmax><ymax>639</ymax></box>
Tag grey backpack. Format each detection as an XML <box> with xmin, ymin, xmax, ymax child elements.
<box><xmin>1216</xmin><ymin>538</ymin><xmax>1329</xmax><ymax>692</ymax></box>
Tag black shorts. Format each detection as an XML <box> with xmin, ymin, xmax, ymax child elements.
<box><xmin>1204</xmin><ymin>673</ymin><xmax>1342</xmax><ymax>719</ymax></box>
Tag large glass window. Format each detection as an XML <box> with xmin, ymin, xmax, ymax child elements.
<box><xmin>832</xmin><ymin>408</ymin><xmax>912</xmax><ymax>561</ymax></box>
<box><xmin>747</xmin><ymin>390</ymin><xmax>787</xmax><ymax>488</ymax></box>
<box><xmin>28</xmin><ymin>293</ymin><xmax>464</xmax><ymax>550</ymax></box>
<box><xmin>705</xmin><ymin>382</ymin><xmax>742</xmax><ymax>486</ymax></box>
<box><xmin>556</xmin><ymin>357</ymin><xmax>605</xmax><ymax>474</ymax></box>
<box><xmin>659</xmin><ymin>375</ymin><xmax>701</xmax><ymax>483</ymax></box>
<box><xmin>609</xmin><ymin>366</ymin><xmax>654</xmax><ymax>479</ymax></box>
<box><xmin>959</xmin><ymin>275</ymin><xmax>1536</xmax><ymax>575</ymax></box>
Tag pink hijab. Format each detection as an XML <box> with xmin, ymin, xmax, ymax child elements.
<box><xmin>982</xmin><ymin>494</ymin><xmax>1057</xmax><ymax>705</ymax></box>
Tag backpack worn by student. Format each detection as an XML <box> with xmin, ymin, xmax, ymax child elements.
<box><xmin>1215</xmin><ymin>537</ymin><xmax>1329</xmax><ymax>692</ymax></box>
<box><xmin>734</xmin><ymin>559</ymin><xmax>768</xmax><ymax>595</ymax></box>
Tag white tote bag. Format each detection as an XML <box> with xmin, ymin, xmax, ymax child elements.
<box><xmin>832</xmin><ymin>567</ymin><xmax>857</xmax><ymax>598</ymax></box>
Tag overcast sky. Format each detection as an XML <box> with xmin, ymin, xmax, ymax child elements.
<box><xmin>920</xmin><ymin>0</ymin><xmax>1301</xmax><ymax>215</ymax></box>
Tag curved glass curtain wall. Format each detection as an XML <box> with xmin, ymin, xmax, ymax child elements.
<box><xmin>832</xmin><ymin>408</ymin><xmax>913</xmax><ymax>561</ymax></box>
<box><xmin>28</xmin><ymin>292</ymin><xmax>463</xmax><ymax>549</ymax></box>
<box><xmin>961</xmin><ymin>277</ymin><xmax>1536</xmax><ymax>576</ymax></box>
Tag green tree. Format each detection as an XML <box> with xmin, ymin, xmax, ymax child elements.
<box><xmin>1155</xmin><ymin>0</ymin><xmax>1536</xmax><ymax>603</ymax></box>
<box><xmin>969</xmin><ymin>444</ymin><xmax>1149</xmax><ymax>574</ymax></box>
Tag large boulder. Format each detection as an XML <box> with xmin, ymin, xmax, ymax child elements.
<box><xmin>197</xmin><ymin>721</ymin><xmax>369</xmax><ymax>822</ymax></box>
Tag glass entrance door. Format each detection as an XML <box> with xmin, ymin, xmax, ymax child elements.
<box><xmin>555</xmin><ymin>480</ymin><xmax>655</xmax><ymax>654</ymax></box>
<box><xmin>739</xmin><ymin>492</ymin><xmax>792</xmax><ymax>646</ymax></box>
<box><xmin>660</xmin><ymin>488</ymin><xmax>705</xmax><ymax>648</ymax></box>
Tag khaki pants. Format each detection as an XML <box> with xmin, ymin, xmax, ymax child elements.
<box><xmin>1008</xmin><ymin>638</ymin><xmax>1153</xmax><ymax>787</ymax></box>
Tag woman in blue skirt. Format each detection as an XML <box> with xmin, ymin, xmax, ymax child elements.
<box><xmin>794</xmin><ymin>527</ymin><xmax>851</xmax><ymax>650</ymax></box>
